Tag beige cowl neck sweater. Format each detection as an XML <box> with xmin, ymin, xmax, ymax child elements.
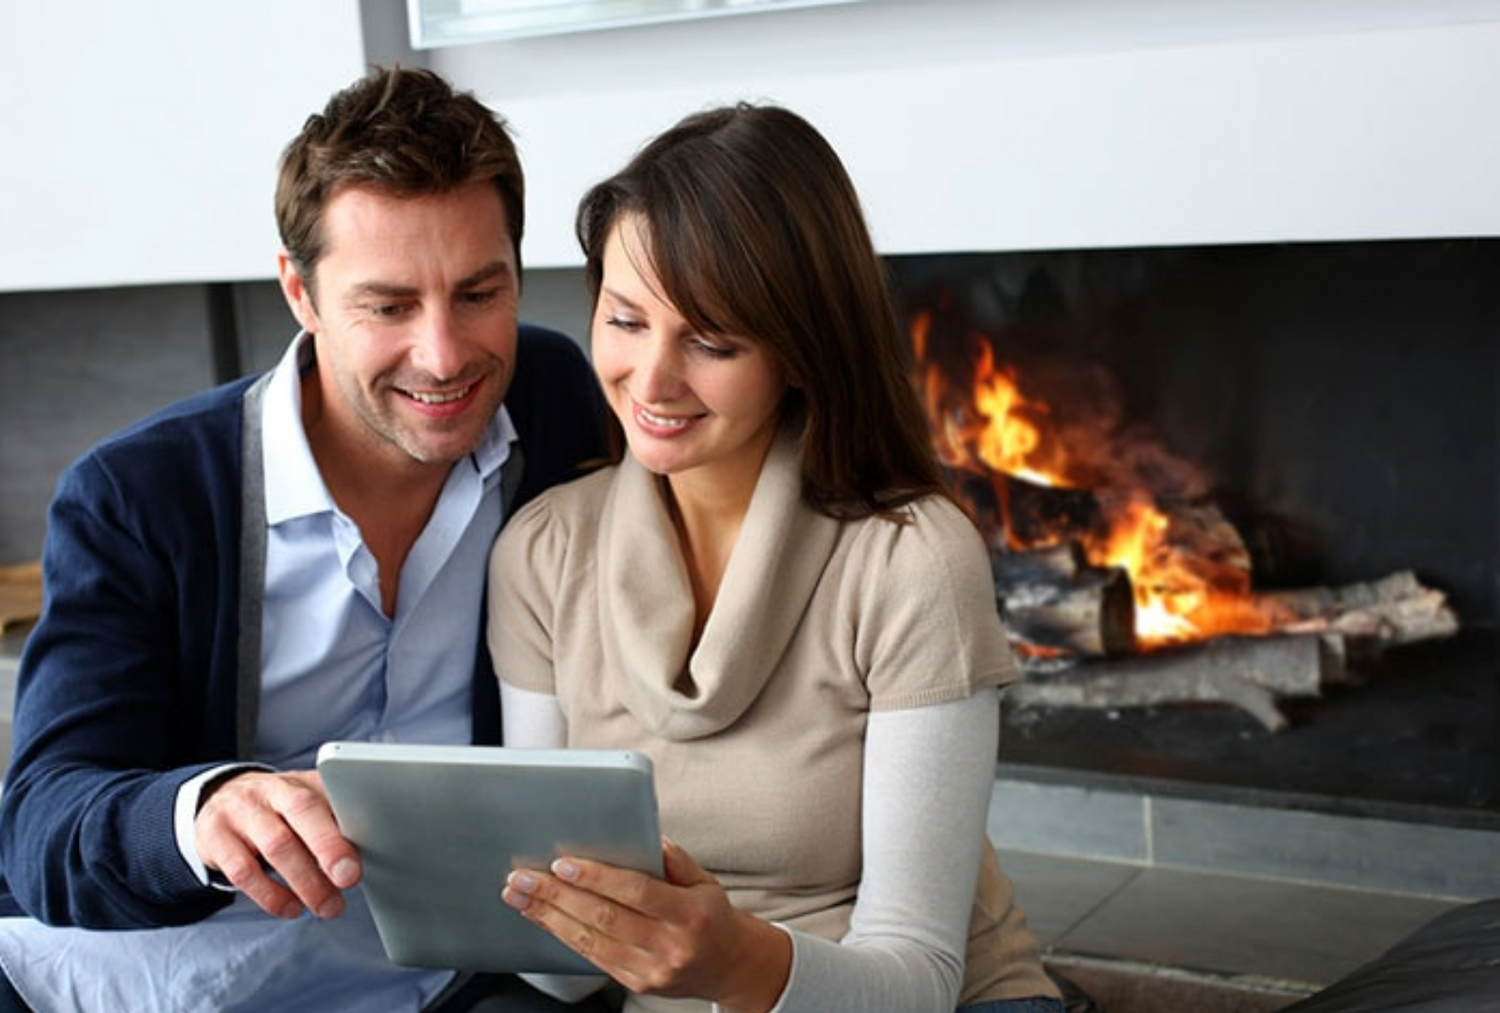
<box><xmin>594</xmin><ymin>426</ymin><xmax>842</xmax><ymax>742</ymax></box>
<box><xmin>489</xmin><ymin>424</ymin><xmax>1055</xmax><ymax>1010</ymax></box>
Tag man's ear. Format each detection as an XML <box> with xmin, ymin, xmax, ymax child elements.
<box><xmin>277</xmin><ymin>250</ymin><xmax>319</xmax><ymax>333</ymax></box>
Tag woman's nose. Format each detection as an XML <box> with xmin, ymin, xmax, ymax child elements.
<box><xmin>632</xmin><ymin>336</ymin><xmax>683</xmax><ymax>403</ymax></box>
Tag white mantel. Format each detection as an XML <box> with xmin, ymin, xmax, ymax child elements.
<box><xmin>433</xmin><ymin>0</ymin><xmax>1500</xmax><ymax>266</ymax></box>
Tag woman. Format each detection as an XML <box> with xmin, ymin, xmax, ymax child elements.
<box><xmin>487</xmin><ymin>103</ymin><xmax>1062</xmax><ymax>1013</ymax></box>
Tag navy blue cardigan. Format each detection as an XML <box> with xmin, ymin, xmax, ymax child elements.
<box><xmin>0</xmin><ymin>325</ymin><xmax>606</xmax><ymax>928</ymax></box>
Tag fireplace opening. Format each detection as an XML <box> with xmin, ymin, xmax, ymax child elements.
<box><xmin>888</xmin><ymin>239</ymin><xmax>1499</xmax><ymax>824</ymax></box>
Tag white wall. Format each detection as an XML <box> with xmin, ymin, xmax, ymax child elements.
<box><xmin>6</xmin><ymin>1</ymin><xmax>1497</xmax><ymax>290</ymax></box>
<box><xmin>0</xmin><ymin>1</ymin><xmax>367</xmax><ymax>292</ymax></box>
<box><xmin>429</xmin><ymin>0</ymin><xmax>1500</xmax><ymax>267</ymax></box>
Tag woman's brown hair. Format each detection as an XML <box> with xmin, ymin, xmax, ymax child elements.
<box><xmin>576</xmin><ymin>103</ymin><xmax>947</xmax><ymax>518</ymax></box>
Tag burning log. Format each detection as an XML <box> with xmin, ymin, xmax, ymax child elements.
<box><xmin>1002</xmin><ymin>475</ymin><xmax>1105</xmax><ymax>549</ymax></box>
<box><xmin>992</xmin><ymin>543</ymin><xmax>1136</xmax><ymax>659</ymax></box>
<box><xmin>1005</xmin><ymin>632</ymin><xmax>1346</xmax><ymax>732</ymax></box>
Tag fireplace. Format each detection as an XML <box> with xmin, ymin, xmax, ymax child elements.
<box><xmin>887</xmin><ymin>238</ymin><xmax>1500</xmax><ymax>823</ymax></box>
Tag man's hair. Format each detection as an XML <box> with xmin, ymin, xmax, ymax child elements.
<box><xmin>275</xmin><ymin>66</ymin><xmax>524</xmax><ymax>296</ymax></box>
<box><xmin>576</xmin><ymin>103</ymin><xmax>948</xmax><ymax>519</ymax></box>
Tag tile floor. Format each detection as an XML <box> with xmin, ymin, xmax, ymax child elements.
<box><xmin>1005</xmin><ymin>849</ymin><xmax>1463</xmax><ymax>1005</ymax></box>
<box><xmin>986</xmin><ymin>773</ymin><xmax>1496</xmax><ymax>1012</ymax></box>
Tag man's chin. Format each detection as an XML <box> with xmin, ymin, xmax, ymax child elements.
<box><xmin>393</xmin><ymin>428</ymin><xmax>485</xmax><ymax>467</ymax></box>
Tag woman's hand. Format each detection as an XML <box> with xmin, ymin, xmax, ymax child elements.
<box><xmin>503</xmin><ymin>837</ymin><xmax>791</xmax><ymax>1012</ymax></box>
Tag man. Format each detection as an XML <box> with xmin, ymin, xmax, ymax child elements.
<box><xmin>0</xmin><ymin>67</ymin><xmax>609</xmax><ymax>1011</ymax></box>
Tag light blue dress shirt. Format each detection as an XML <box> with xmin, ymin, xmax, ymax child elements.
<box><xmin>0</xmin><ymin>333</ymin><xmax>515</xmax><ymax>1013</ymax></box>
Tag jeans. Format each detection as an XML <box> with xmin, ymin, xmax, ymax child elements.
<box><xmin>958</xmin><ymin>999</ymin><xmax>1068</xmax><ymax>1013</ymax></box>
<box><xmin>0</xmin><ymin>973</ymin><xmax>29</xmax><ymax>1013</ymax></box>
<box><xmin>0</xmin><ymin>967</ymin><xmax>612</xmax><ymax>1013</ymax></box>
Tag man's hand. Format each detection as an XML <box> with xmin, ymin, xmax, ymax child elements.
<box><xmin>194</xmin><ymin>769</ymin><xmax>361</xmax><ymax>921</ymax></box>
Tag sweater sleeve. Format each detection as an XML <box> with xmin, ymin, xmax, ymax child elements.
<box><xmin>0</xmin><ymin>446</ymin><xmax>240</xmax><ymax>928</ymax></box>
<box><xmin>767</xmin><ymin>689</ymin><xmax>1001</xmax><ymax>1013</ymax></box>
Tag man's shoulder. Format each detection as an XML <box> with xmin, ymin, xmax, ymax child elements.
<box><xmin>513</xmin><ymin>323</ymin><xmax>592</xmax><ymax>383</ymax></box>
<box><xmin>506</xmin><ymin>323</ymin><xmax>609</xmax><ymax>507</ymax></box>
<box><xmin>95</xmin><ymin>375</ymin><xmax>258</xmax><ymax>454</ymax></box>
<box><xmin>506</xmin><ymin>323</ymin><xmax>595</xmax><ymax>425</ymax></box>
<box><xmin>74</xmin><ymin>375</ymin><xmax>259</xmax><ymax>490</ymax></box>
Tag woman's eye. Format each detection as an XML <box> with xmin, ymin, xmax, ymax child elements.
<box><xmin>605</xmin><ymin>315</ymin><xmax>642</xmax><ymax>332</ymax></box>
<box><xmin>691</xmin><ymin>337</ymin><xmax>736</xmax><ymax>359</ymax></box>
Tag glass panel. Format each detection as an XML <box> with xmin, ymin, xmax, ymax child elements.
<box><xmin>409</xmin><ymin>0</ymin><xmax>863</xmax><ymax>48</ymax></box>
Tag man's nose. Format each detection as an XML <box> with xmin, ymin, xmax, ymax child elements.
<box><xmin>411</xmin><ymin>309</ymin><xmax>467</xmax><ymax>380</ymax></box>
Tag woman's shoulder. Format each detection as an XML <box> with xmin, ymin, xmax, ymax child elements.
<box><xmin>515</xmin><ymin>464</ymin><xmax>615</xmax><ymax>520</ymax></box>
<box><xmin>497</xmin><ymin>466</ymin><xmax>616</xmax><ymax>559</ymax></box>
<box><xmin>841</xmin><ymin>494</ymin><xmax>1000</xmax><ymax>621</ymax></box>
<box><xmin>843</xmin><ymin>494</ymin><xmax>1017</xmax><ymax>704</ymax></box>
<box><xmin>851</xmin><ymin>493</ymin><xmax>992</xmax><ymax>566</ymax></box>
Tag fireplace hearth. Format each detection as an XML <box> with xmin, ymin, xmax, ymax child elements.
<box><xmin>888</xmin><ymin>238</ymin><xmax>1500</xmax><ymax>823</ymax></box>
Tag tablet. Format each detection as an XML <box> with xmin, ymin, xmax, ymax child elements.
<box><xmin>317</xmin><ymin>740</ymin><xmax>662</xmax><ymax>975</ymax></box>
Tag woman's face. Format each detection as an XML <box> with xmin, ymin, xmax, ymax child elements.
<box><xmin>590</xmin><ymin>215</ymin><xmax>788</xmax><ymax>499</ymax></box>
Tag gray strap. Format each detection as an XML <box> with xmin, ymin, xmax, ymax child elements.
<box><xmin>499</xmin><ymin>441</ymin><xmax>525</xmax><ymax>516</ymax></box>
<box><xmin>235</xmin><ymin>373</ymin><xmax>273</xmax><ymax>760</ymax></box>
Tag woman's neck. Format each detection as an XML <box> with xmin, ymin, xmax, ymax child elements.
<box><xmin>662</xmin><ymin>472</ymin><xmax>754</xmax><ymax>644</ymax></box>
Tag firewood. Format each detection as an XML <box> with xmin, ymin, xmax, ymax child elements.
<box><xmin>1004</xmin><ymin>633</ymin><xmax>1346</xmax><ymax>732</ymax></box>
<box><xmin>993</xmin><ymin>544</ymin><xmax>1137</xmax><ymax>658</ymax></box>
<box><xmin>1257</xmin><ymin>570</ymin><xmax>1458</xmax><ymax>652</ymax></box>
<box><xmin>1002</xmin><ymin>475</ymin><xmax>1105</xmax><ymax>548</ymax></box>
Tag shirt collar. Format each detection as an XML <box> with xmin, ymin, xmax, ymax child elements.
<box><xmin>261</xmin><ymin>330</ymin><xmax>517</xmax><ymax>525</ymax></box>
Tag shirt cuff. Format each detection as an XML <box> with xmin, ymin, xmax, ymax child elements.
<box><xmin>173</xmin><ymin>763</ymin><xmax>273</xmax><ymax>888</ymax></box>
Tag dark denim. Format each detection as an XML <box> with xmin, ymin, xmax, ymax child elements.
<box><xmin>959</xmin><ymin>998</ymin><xmax>1068</xmax><ymax>1013</ymax></box>
<box><xmin>0</xmin><ymin>967</ymin><xmax>615</xmax><ymax>1013</ymax></box>
<box><xmin>0</xmin><ymin>973</ymin><xmax>29</xmax><ymax>1013</ymax></box>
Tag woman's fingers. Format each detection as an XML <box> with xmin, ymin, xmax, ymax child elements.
<box><xmin>503</xmin><ymin>861</ymin><xmax>657</xmax><ymax>976</ymax></box>
<box><xmin>502</xmin><ymin>843</ymin><xmax>757</xmax><ymax>999</ymax></box>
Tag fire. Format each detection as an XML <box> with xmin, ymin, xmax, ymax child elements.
<box><xmin>915</xmin><ymin>313</ymin><xmax>1058</xmax><ymax>486</ymax></box>
<box><xmin>1092</xmin><ymin>497</ymin><xmax>1201</xmax><ymax>643</ymax></box>
<box><xmin>913</xmin><ymin>311</ymin><xmax>1278</xmax><ymax>649</ymax></box>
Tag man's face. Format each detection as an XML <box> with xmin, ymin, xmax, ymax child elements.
<box><xmin>278</xmin><ymin>181</ymin><xmax>519</xmax><ymax>475</ymax></box>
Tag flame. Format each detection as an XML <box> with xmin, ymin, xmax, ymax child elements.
<box><xmin>913</xmin><ymin>312</ymin><xmax>1279</xmax><ymax>649</ymax></box>
<box><xmin>971</xmin><ymin>347</ymin><xmax>1055</xmax><ymax>486</ymax></box>
<box><xmin>1091</xmin><ymin>498</ymin><xmax>1201</xmax><ymax>644</ymax></box>
<box><xmin>915</xmin><ymin>313</ymin><xmax>1059</xmax><ymax>487</ymax></box>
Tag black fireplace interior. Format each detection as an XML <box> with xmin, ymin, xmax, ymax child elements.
<box><xmin>888</xmin><ymin>239</ymin><xmax>1500</xmax><ymax>825</ymax></box>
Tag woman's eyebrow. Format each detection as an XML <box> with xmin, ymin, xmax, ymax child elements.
<box><xmin>600</xmin><ymin>286</ymin><xmax>645</xmax><ymax>312</ymax></box>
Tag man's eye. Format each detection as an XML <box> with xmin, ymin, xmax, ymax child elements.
<box><xmin>369</xmin><ymin>303</ymin><xmax>409</xmax><ymax>319</ymax></box>
<box><xmin>461</xmin><ymin>289</ymin><xmax>500</xmax><ymax>306</ymax></box>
